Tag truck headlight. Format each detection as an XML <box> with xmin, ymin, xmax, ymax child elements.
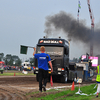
<box><xmin>36</xmin><ymin>67</ymin><xmax>38</xmax><ymax>70</ymax></box>
<box><xmin>58</xmin><ymin>72</ymin><xmax>61</xmax><ymax>74</ymax></box>
<box><xmin>58</xmin><ymin>68</ymin><xmax>62</xmax><ymax>71</ymax></box>
<box><xmin>35</xmin><ymin>71</ymin><xmax>38</xmax><ymax>73</ymax></box>
<box><xmin>58</xmin><ymin>68</ymin><xmax>64</xmax><ymax>71</ymax></box>
<box><xmin>48</xmin><ymin>68</ymin><xmax>51</xmax><ymax>70</ymax></box>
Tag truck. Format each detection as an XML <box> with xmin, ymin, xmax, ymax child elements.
<box><xmin>75</xmin><ymin>62</ymin><xmax>94</xmax><ymax>82</ymax></box>
<box><xmin>75</xmin><ymin>54</ymin><xmax>95</xmax><ymax>82</ymax></box>
<box><xmin>33</xmin><ymin>37</ymin><xmax>77</xmax><ymax>83</ymax></box>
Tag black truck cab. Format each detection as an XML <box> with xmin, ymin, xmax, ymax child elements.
<box><xmin>34</xmin><ymin>38</ymin><xmax>76</xmax><ymax>83</ymax></box>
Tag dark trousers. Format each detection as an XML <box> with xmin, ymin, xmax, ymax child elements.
<box><xmin>39</xmin><ymin>68</ymin><xmax>48</xmax><ymax>91</ymax></box>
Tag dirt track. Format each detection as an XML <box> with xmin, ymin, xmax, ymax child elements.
<box><xmin>0</xmin><ymin>76</ymin><xmax>96</xmax><ymax>100</ymax></box>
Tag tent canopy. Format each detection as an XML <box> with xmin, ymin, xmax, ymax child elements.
<box><xmin>0</xmin><ymin>61</ymin><xmax>4</xmax><ymax>64</ymax></box>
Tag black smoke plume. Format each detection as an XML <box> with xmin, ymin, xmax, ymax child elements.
<box><xmin>44</xmin><ymin>11</ymin><xmax>100</xmax><ymax>55</ymax></box>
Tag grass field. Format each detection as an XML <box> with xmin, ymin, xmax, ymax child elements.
<box><xmin>28</xmin><ymin>83</ymin><xmax>100</xmax><ymax>100</ymax></box>
<box><xmin>0</xmin><ymin>70</ymin><xmax>34</xmax><ymax>76</ymax></box>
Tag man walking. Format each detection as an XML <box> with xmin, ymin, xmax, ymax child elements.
<box><xmin>33</xmin><ymin>46</ymin><xmax>53</xmax><ymax>92</ymax></box>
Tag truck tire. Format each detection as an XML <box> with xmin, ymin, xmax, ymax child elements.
<box><xmin>90</xmin><ymin>69</ymin><xmax>94</xmax><ymax>77</ymax></box>
<box><xmin>61</xmin><ymin>74</ymin><xmax>68</xmax><ymax>83</ymax></box>
<box><xmin>36</xmin><ymin>74</ymin><xmax>39</xmax><ymax>82</ymax></box>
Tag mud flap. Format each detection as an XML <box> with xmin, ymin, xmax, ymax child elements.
<box><xmin>74</xmin><ymin>73</ymin><xmax>77</xmax><ymax>83</ymax></box>
<box><xmin>61</xmin><ymin>73</ymin><xmax>68</xmax><ymax>83</ymax></box>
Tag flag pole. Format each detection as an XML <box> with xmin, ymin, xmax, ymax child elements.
<box><xmin>21</xmin><ymin>45</ymin><xmax>34</xmax><ymax>48</ymax></box>
<box><xmin>77</xmin><ymin>0</ymin><xmax>81</xmax><ymax>26</ymax></box>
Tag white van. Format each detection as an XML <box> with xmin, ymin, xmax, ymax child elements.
<box><xmin>22</xmin><ymin>62</ymin><xmax>31</xmax><ymax>71</ymax></box>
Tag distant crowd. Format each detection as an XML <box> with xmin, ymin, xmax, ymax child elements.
<box><xmin>3</xmin><ymin>65</ymin><xmax>34</xmax><ymax>71</ymax></box>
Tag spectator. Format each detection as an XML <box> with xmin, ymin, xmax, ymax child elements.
<box><xmin>96</xmin><ymin>64</ymin><xmax>100</xmax><ymax>97</ymax></box>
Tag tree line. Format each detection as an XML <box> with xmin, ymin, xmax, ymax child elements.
<box><xmin>0</xmin><ymin>53</ymin><xmax>34</xmax><ymax>66</ymax></box>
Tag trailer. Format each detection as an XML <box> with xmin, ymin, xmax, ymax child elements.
<box><xmin>34</xmin><ymin>37</ymin><xmax>77</xmax><ymax>83</ymax></box>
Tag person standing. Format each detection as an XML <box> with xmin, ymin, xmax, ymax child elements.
<box><xmin>33</xmin><ymin>46</ymin><xmax>53</xmax><ymax>92</ymax></box>
<box><xmin>96</xmin><ymin>64</ymin><xmax>100</xmax><ymax>97</ymax></box>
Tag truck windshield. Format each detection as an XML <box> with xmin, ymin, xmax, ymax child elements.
<box><xmin>37</xmin><ymin>46</ymin><xmax>63</xmax><ymax>55</ymax></box>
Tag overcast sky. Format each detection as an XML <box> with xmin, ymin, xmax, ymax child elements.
<box><xmin>0</xmin><ymin>0</ymin><xmax>100</xmax><ymax>61</ymax></box>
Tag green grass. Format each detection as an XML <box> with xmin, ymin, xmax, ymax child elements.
<box><xmin>0</xmin><ymin>71</ymin><xmax>34</xmax><ymax>76</ymax></box>
<box><xmin>29</xmin><ymin>83</ymin><xmax>99</xmax><ymax>100</ymax></box>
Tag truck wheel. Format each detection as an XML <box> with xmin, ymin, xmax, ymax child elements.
<box><xmin>36</xmin><ymin>74</ymin><xmax>39</xmax><ymax>82</ymax></box>
<box><xmin>90</xmin><ymin>69</ymin><xmax>94</xmax><ymax>77</ymax></box>
<box><xmin>61</xmin><ymin>74</ymin><xmax>68</xmax><ymax>83</ymax></box>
